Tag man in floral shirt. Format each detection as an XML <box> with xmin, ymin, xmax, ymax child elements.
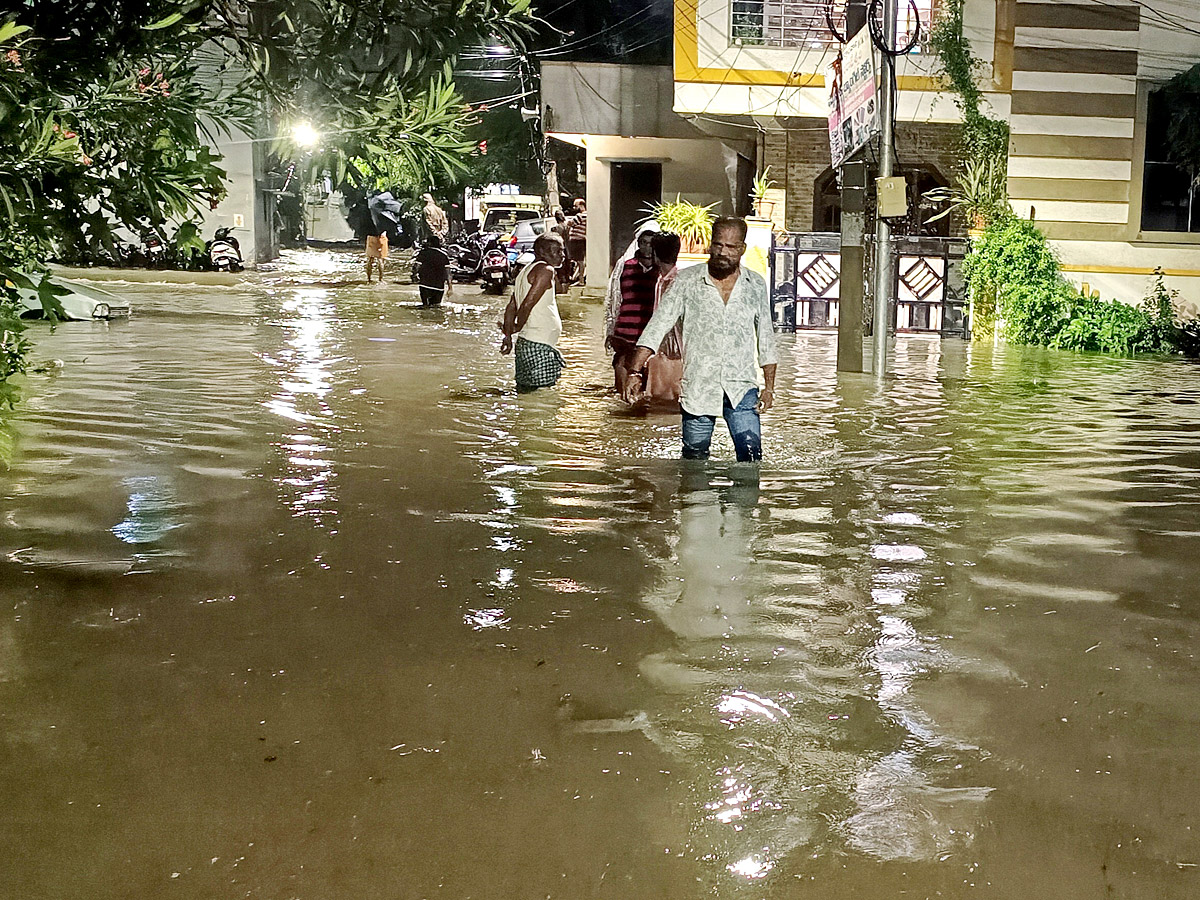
<box><xmin>620</xmin><ymin>217</ymin><xmax>777</xmax><ymax>461</ymax></box>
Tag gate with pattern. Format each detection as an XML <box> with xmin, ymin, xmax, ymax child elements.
<box><xmin>769</xmin><ymin>232</ymin><xmax>969</xmax><ymax>336</ymax></box>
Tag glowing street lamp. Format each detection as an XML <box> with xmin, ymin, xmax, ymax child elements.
<box><xmin>292</xmin><ymin>122</ymin><xmax>320</xmax><ymax>149</ymax></box>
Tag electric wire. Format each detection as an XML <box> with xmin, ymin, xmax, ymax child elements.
<box><xmin>531</xmin><ymin>2</ymin><xmax>659</xmax><ymax>57</ymax></box>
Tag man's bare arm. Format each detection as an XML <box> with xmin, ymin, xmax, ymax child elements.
<box><xmin>759</xmin><ymin>364</ymin><xmax>777</xmax><ymax>411</ymax></box>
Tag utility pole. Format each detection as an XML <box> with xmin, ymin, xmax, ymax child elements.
<box><xmin>837</xmin><ymin>161</ymin><xmax>867</xmax><ymax>372</ymax></box>
<box><xmin>871</xmin><ymin>0</ymin><xmax>898</xmax><ymax>378</ymax></box>
<box><xmin>835</xmin><ymin>0</ymin><xmax>869</xmax><ymax>373</ymax></box>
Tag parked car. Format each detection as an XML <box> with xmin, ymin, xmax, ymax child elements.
<box><xmin>13</xmin><ymin>276</ymin><xmax>132</xmax><ymax>321</ymax></box>
<box><xmin>507</xmin><ymin>218</ymin><xmax>549</xmax><ymax>256</ymax></box>
<box><xmin>481</xmin><ymin>206</ymin><xmax>540</xmax><ymax>238</ymax></box>
<box><xmin>507</xmin><ymin>218</ymin><xmax>561</xmax><ymax>278</ymax></box>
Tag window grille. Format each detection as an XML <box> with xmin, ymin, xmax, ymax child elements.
<box><xmin>730</xmin><ymin>0</ymin><xmax>935</xmax><ymax>51</ymax></box>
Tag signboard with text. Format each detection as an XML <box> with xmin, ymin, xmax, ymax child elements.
<box><xmin>827</xmin><ymin>28</ymin><xmax>879</xmax><ymax>168</ymax></box>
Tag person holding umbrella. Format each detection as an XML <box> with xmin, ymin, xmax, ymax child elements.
<box><xmin>365</xmin><ymin>192</ymin><xmax>403</xmax><ymax>284</ymax></box>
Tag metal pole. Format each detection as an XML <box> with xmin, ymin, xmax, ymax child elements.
<box><xmin>836</xmin><ymin>159</ymin><xmax>866</xmax><ymax>372</ymax></box>
<box><xmin>871</xmin><ymin>0</ymin><xmax>897</xmax><ymax>377</ymax></box>
<box><xmin>836</xmin><ymin>0</ymin><xmax>870</xmax><ymax>373</ymax></box>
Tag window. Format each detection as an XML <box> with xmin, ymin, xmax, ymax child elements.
<box><xmin>730</xmin><ymin>0</ymin><xmax>935</xmax><ymax>51</ymax></box>
<box><xmin>1142</xmin><ymin>88</ymin><xmax>1199</xmax><ymax>233</ymax></box>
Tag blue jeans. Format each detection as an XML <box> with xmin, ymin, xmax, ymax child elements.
<box><xmin>681</xmin><ymin>389</ymin><xmax>762</xmax><ymax>462</ymax></box>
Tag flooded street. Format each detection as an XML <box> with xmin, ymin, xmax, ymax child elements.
<box><xmin>2</xmin><ymin>250</ymin><xmax>1199</xmax><ymax>899</ymax></box>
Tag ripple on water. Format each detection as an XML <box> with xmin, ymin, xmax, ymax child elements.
<box><xmin>5</xmin><ymin>257</ymin><xmax>1200</xmax><ymax>898</ymax></box>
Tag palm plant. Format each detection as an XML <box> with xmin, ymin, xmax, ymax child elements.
<box><xmin>642</xmin><ymin>196</ymin><xmax>717</xmax><ymax>253</ymax></box>
<box><xmin>923</xmin><ymin>155</ymin><xmax>1009</xmax><ymax>230</ymax></box>
<box><xmin>751</xmin><ymin>166</ymin><xmax>776</xmax><ymax>203</ymax></box>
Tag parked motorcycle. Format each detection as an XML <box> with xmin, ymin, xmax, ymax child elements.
<box><xmin>510</xmin><ymin>249</ymin><xmax>535</xmax><ymax>280</ymax></box>
<box><xmin>142</xmin><ymin>232</ymin><xmax>167</xmax><ymax>268</ymax></box>
<box><xmin>447</xmin><ymin>232</ymin><xmax>484</xmax><ymax>282</ymax></box>
<box><xmin>448</xmin><ymin>230</ymin><xmax>505</xmax><ymax>283</ymax></box>
<box><xmin>480</xmin><ymin>246</ymin><xmax>510</xmax><ymax>293</ymax></box>
<box><xmin>205</xmin><ymin>227</ymin><xmax>244</xmax><ymax>273</ymax></box>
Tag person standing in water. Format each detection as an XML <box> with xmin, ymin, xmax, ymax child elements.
<box><xmin>364</xmin><ymin>223</ymin><xmax>388</xmax><ymax>284</ymax></box>
<box><xmin>500</xmin><ymin>233</ymin><xmax>567</xmax><ymax>392</ymax></box>
<box><xmin>566</xmin><ymin>198</ymin><xmax>587</xmax><ymax>284</ymax></box>
<box><xmin>413</xmin><ymin>234</ymin><xmax>453</xmax><ymax>307</ymax></box>
<box><xmin>605</xmin><ymin>224</ymin><xmax>659</xmax><ymax>391</ymax></box>
<box><xmin>621</xmin><ymin>217</ymin><xmax>776</xmax><ymax>461</ymax></box>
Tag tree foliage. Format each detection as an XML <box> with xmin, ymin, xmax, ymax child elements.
<box><xmin>0</xmin><ymin>0</ymin><xmax>535</xmax><ymax>410</ymax></box>
<box><xmin>0</xmin><ymin>12</ymin><xmax>236</xmax><ymax>408</ymax></box>
<box><xmin>927</xmin><ymin>0</ymin><xmax>1009</xmax><ymax>163</ymax></box>
<box><xmin>214</xmin><ymin>0</ymin><xmax>533</xmax><ymax>192</ymax></box>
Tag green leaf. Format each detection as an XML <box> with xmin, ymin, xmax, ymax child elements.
<box><xmin>35</xmin><ymin>276</ymin><xmax>68</xmax><ymax>323</ymax></box>
<box><xmin>0</xmin><ymin>20</ymin><xmax>31</xmax><ymax>44</ymax></box>
<box><xmin>144</xmin><ymin>12</ymin><xmax>184</xmax><ymax>31</ymax></box>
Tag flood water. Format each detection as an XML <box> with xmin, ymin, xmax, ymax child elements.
<box><xmin>2</xmin><ymin>249</ymin><xmax>1199</xmax><ymax>899</ymax></box>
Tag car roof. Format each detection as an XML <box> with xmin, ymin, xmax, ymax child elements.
<box><xmin>60</xmin><ymin>278</ymin><xmax>127</xmax><ymax>303</ymax></box>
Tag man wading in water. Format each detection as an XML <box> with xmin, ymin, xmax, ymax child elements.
<box><xmin>500</xmin><ymin>233</ymin><xmax>566</xmax><ymax>392</ymax></box>
<box><xmin>620</xmin><ymin>217</ymin><xmax>777</xmax><ymax>461</ymax></box>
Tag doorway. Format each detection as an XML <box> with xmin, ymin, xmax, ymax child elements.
<box><xmin>609</xmin><ymin>162</ymin><xmax>662</xmax><ymax>268</ymax></box>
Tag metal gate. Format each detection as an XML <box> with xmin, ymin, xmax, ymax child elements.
<box><xmin>769</xmin><ymin>232</ymin><xmax>969</xmax><ymax>336</ymax></box>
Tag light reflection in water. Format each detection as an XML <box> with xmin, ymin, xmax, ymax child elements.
<box><xmin>624</xmin><ymin>373</ymin><xmax>996</xmax><ymax>885</ymax></box>
<box><xmin>716</xmin><ymin>689</ymin><xmax>791</xmax><ymax>726</ymax></box>
<box><xmin>111</xmin><ymin>475</ymin><xmax>181</xmax><ymax>545</ymax></box>
<box><xmin>464</xmin><ymin>608</ymin><xmax>511</xmax><ymax>630</ymax></box>
<box><xmin>265</xmin><ymin>288</ymin><xmax>342</xmax><ymax>524</ymax></box>
<box><xmin>726</xmin><ymin>853</ymin><xmax>774</xmax><ymax>879</ymax></box>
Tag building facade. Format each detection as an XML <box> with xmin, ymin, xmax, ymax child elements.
<box><xmin>542</xmin><ymin>61</ymin><xmax>757</xmax><ymax>290</ymax></box>
<box><xmin>673</xmin><ymin>0</ymin><xmax>1200</xmax><ymax>308</ymax></box>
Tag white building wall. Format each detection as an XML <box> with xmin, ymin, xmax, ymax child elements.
<box><xmin>198</xmin><ymin>128</ymin><xmax>259</xmax><ymax>264</ymax></box>
<box><xmin>1054</xmin><ymin>240</ymin><xmax>1200</xmax><ymax>316</ymax></box>
<box><xmin>580</xmin><ymin>135</ymin><xmax>736</xmax><ymax>290</ymax></box>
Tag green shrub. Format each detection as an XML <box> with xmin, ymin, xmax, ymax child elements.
<box><xmin>1004</xmin><ymin>280</ymin><xmax>1075</xmax><ymax>346</ymax></box>
<box><xmin>1140</xmin><ymin>269</ymin><xmax>1182</xmax><ymax>352</ymax></box>
<box><xmin>963</xmin><ymin>223</ymin><xmax>1197</xmax><ymax>357</ymax></box>
<box><xmin>961</xmin><ymin>216</ymin><xmax>1062</xmax><ymax>298</ymax></box>
<box><xmin>1050</xmin><ymin>296</ymin><xmax>1152</xmax><ymax>355</ymax></box>
<box><xmin>961</xmin><ymin>215</ymin><xmax>1064</xmax><ymax>341</ymax></box>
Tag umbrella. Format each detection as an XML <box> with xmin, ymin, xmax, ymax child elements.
<box><xmin>367</xmin><ymin>191</ymin><xmax>403</xmax><ymax>235</ymax></box>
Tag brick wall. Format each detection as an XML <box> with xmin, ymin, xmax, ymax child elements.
<box><xmin>763</xmin><ymin>119</ymin><xmax>961</xmax><ymax>232</ymax></box>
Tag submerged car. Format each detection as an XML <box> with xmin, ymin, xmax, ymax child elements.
<box><xmin>14</xmin><ymin>276</ymin><xmax>132</xmax><ymax>321</ymax></box>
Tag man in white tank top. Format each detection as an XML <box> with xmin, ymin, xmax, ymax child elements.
<box><xmin>499</xmin><ymin>233</ymin><xmax>566</xmax><ymax>391</ymax></box>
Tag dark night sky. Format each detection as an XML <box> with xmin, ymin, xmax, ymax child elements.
<box><xmin>534</xmin><ymin>0</ymin><xmax>674</xmax><ymax>66</ymax></box>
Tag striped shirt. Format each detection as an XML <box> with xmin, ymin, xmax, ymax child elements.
<box><xmin>612</xmin><ymin>259</ymin><xmax>658</xmax><ymax>342</ymax></box>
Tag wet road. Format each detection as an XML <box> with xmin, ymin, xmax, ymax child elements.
<box><xmin>2</xmin><ymin>250</ymin><xmax>1199</xmax><ymax>899</ymax></box>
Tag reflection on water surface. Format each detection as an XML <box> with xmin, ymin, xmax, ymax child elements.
<box><xmin>1</xmin><ymin>251</ymin><xmax>1199</xmax><ymax>899</ymax></box>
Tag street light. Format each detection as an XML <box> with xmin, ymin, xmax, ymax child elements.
<box><xmin>292</xmin><ymin>122</ymin><xmax>320</xmax><ymax>149</ymax></box>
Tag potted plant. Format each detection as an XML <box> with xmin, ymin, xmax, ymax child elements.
<box><xmin>643</xmin><ymin>195</ymin><xmax>717</xmax><ymax>255</ymax></box>
<box><xmin>750</xmin><ymin>166</ymin><xmax>777</xmax><ymax>218</ymax></box>
<box><xmin>922</xmin><ymin>155</ymin><xmax>1008</xmax><ymax>236</ymax></box>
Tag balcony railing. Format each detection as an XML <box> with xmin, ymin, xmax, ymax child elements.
<box><xmin>730</xmin><ymin>0</ymin><xmax>934</xmax><ymax>51</ymax></box>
